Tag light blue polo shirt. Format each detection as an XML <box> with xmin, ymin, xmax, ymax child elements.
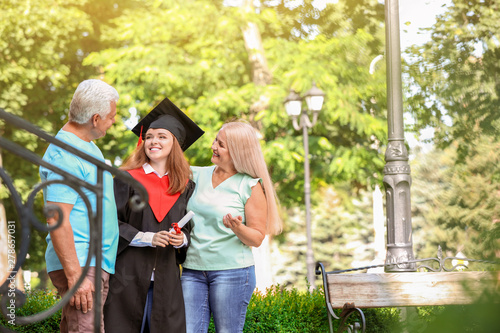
<box><xmin>40</xmin><ymin>130</ymin><xmax>119</xmax><ymax>274</ymax></box>
<box><xmin>184</xmin><ymin>165</ymin><xmax>260</xmax><ymax>270</ymax></box>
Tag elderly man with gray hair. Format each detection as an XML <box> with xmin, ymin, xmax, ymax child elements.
<box><xmin>40</xmin><ymin>79</ymin><xmax>119</xmax><ymax>332</ymax></box>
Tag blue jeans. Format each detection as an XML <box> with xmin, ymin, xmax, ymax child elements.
<box><xmin>181</xmin><ymin>266</ymin><xmax>256</xmax><ymax>333</ymax></box>
<box><xmin>140</xmin><ymin>281</ymin><xmax>154</xmax><ymax>333</ymax></box>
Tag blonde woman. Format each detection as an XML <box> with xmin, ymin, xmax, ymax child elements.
<box><xmin>182</xmin><ymin>121</ymin><xmax>282</xmax><ymax>333</ymax></box>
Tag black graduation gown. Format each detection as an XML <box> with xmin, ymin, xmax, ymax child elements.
<box><xmin>104</xmin><ymin>172</ymin><xmax>194</xmax><ymax>333</ymax></box>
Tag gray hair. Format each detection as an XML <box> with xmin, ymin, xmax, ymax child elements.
<box><xmin>68</xmin><ymin>79</ymin><xmax>119</xmax><ymax>124</ymax></box>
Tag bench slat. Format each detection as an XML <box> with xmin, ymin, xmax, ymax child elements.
<box><xmin>327</xmin><ymin>271</ymin><xmax>496</xmax><ymax>308</ymax></box>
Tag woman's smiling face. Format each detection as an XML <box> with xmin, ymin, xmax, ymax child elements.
<box><xmin>144</xmin><ymin>128</ymin><xmax>174</xmax><ymax>163</ymax></box>
<box><xmin>211</xmin><ymin>129</ymin><xmax>233</xmax><ymax>168</ymax></box>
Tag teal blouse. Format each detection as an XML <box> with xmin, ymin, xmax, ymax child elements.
<box><xmin>184</xmin><ymin>166</ymin><xmax>260</xmax><ymax>270</ymax></box>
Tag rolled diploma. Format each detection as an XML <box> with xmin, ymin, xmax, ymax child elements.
<box><xmin>170</xmin><ymin>210</ymin><xmax>195</xmax><ymax>233</ymax></box>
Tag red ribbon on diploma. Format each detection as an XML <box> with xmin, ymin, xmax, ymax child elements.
<box><xmin>171</xmin><ymin>223</ymin><xmax>181</xmax><ymax>234</ymax></box>
<box><xmin>170</xmin><ymin>211</ymin><xmax>194</xmax><ymax>235</ymax></box>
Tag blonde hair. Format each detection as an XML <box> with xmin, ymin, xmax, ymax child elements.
<box><xmin>121</xmin><ymin>136</ymin><xmax>191</xmax><ymax>194</ymax></box>
<box><xmin>222</xmin><ymin>122</ymin><xmax>282</xmax><ymax>235</ymax></box>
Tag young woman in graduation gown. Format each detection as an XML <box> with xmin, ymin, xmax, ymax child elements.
<box><xmin>104</xmin><ymin>98</ymin><xmax>204</xmax><ymax>333</ymax></box>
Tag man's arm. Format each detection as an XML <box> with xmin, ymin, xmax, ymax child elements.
<box><xmin>47</xmin><ymin>201</ymin><xmax>94</xmax><ymax>314</ymax></box>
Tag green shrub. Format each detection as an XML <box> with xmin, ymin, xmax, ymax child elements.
<box><xmin>404</xmin><ymin>291</ymin><xmax>500</xmax><ymax>333</ymax></box>
<box><xmin>0</xmin><ymin>289</ymin><xmax>61</xmax><ymax>333</ymax></box>
<box><xmin>205</xmin><ymin>285</ymin><xmax>400</xmax><ymax>333</ymax></box>
<box><xmin>243</xmin><ymin>285</ymin><xmax>329</xmax><ymax>332</ymax></box>
<box><xmin>417</xmin><ymin>303</ymin><xmax>500</xmax><ymax>333</ymax></box>
<box><xmin>363</xmin><ymin>307</ymin><xmax>401</xmax><ymax>332</ymax></box>
<box><xmin>13</xmin><ymin>285</ymin><xmax>497</xmax><ymax>332</ymax></box>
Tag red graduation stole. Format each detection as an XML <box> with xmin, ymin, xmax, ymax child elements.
<box><xmin>127</xmin><ymin>168</ymin><xmax>181</xmax><ymax>223</ymax></box>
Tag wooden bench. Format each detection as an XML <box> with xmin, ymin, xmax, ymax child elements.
<box><xmin>316</xmin><ymin>262</ymin><xmax>499</xmax><ymax>333</ymax></box>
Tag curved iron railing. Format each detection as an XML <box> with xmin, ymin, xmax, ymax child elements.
<box><xmin>316</xmin><ymin>252</ymin><xmax>500</xmax><ymax>333</ymax></box>
<box><xmin>316</xmin><ymin>262</ymin><xmax>366</xmax><ymax>333</ymax></box>
<box><xmin>0</xmin><ymin>108</ymin><xmax>148</xmax><ymax>332</ymax></box>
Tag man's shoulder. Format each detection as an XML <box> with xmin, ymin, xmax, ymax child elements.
<box><xmin>43</xmin><ymin>142</ymin><xmax>78</xmax><ymax>165</ymax></box>
<box><xmin>45</xmin><ymin>130</ymin><xmax>102</xmax><ymax>163</ymax></box>
<box><xmin>55</xmin><ymin>130</ymin><xmax>96</xmax><ymax>153</ymax></box>
<box><xmin>41</xmin><ymin>131</ymin><xmax>90</xmax><ymax>178</ymax></box>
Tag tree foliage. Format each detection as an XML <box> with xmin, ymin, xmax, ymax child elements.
<box><xmin>84</xmin><ymin>0</ymin><xmax>388</xmax><ymax>206</ymax></box>
<box><xmin>411</xmin><ymin>139</ymin><xmax>500</xmax><ymax>261</ymax></box>
<box><xmin>404</xmin><ymin>0</ymin><xmax>500</xmax><ymax>262</ymax></box>
<box><xmin>0</xmin><ymin>0</ymin><xmax>388</xmax><ymax>283</ymax></box>
<box><xmin>274</xmin><ymin>185</ymin><xmax>375</xmax><ymax>289</ymax></box>
<box><xmin>0</xmin><ymin>0</ymin><xmax>138</xmax><ymax>277</ymax></box>
<box><xmin>405</xmin><ymin>0</ymin><xmax>500</xmax><ymax>161</ymax></box>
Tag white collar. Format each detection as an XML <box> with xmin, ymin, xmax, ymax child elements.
<box><xmin>142</xmin><ymin>163</ymin><xmax>168</xmax><ymax>178</ymax></box>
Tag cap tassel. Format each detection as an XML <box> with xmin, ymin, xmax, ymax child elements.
<box><xmin>136</xmin><ymin>125</ymin><xmax>143</xmax><ymax>147</ymax></box>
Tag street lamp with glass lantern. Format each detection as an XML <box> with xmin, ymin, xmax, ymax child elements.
<box><xmin>283</xmin><ymin>82</ymin><xmax>325</xmax><ymax>289</ymax></box>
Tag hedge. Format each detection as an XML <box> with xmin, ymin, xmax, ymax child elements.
<box><xmin>2</xmin><ymin>285</ymin><xmax>499</xmax><ymax>332</ymax></box>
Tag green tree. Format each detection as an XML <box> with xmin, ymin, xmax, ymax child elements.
<box><xmin>0</xmin><ymin>0</ymin><xmax>137</xmax><ymax>285</ymax></box>
<box><xmin>405</xmin><ymin>0</ymin><xmax>500</xmax><ymax>160</ymax></box>
<box><xmin>82</xmin><ymin>0</ymin><xmax>389</xmax><ymax>287</ymax></box>
<box><xmin>411</xmin><ymin>138</ymin><xmax>500</xmax><ymax>262</ymax></box>
<box><xmin>404</xmin><ymin>0</ymin><xmax>500</xmax><ymax>263</ymax></box>
<box><xmin>1</xmin><ymin>0</ymin><xmax>389</xmax><ymax>289</ymax></box>
<box><xmin>410</xmin><ymin>147</ymin><xmax>466</xmax><ymax>260</ymax></box>
<box><xmin>84</xmin><ymin>0</ymin><xmax>388</xmax><ymax>206</ymax></box>
<box><xmin>275</xmin><ymin>185</ymin><xmax>375</xmax><ymax>289</ymax></box>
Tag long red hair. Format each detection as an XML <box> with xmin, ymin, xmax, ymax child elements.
<box><xmin>121</xmin><ymin>137</ymin><xmax>191</xmax><ymax>194</ymax></box>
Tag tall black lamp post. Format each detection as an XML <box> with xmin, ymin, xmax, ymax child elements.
<box><xmin>284</xmin><ymin>83</ymin><xmax>325</xmax><ymax>288</ymax></box>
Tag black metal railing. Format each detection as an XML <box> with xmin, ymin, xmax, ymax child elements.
<box><xmin>0</xmin><ymin>108</ymin><xmax>148</xmax><ymax>333</ymax></box>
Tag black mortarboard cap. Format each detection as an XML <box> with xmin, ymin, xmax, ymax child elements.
<box><xmin>132</xmin><ymin>97</ymin><xmax>204</xmax><ymax>151</ymax></box>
